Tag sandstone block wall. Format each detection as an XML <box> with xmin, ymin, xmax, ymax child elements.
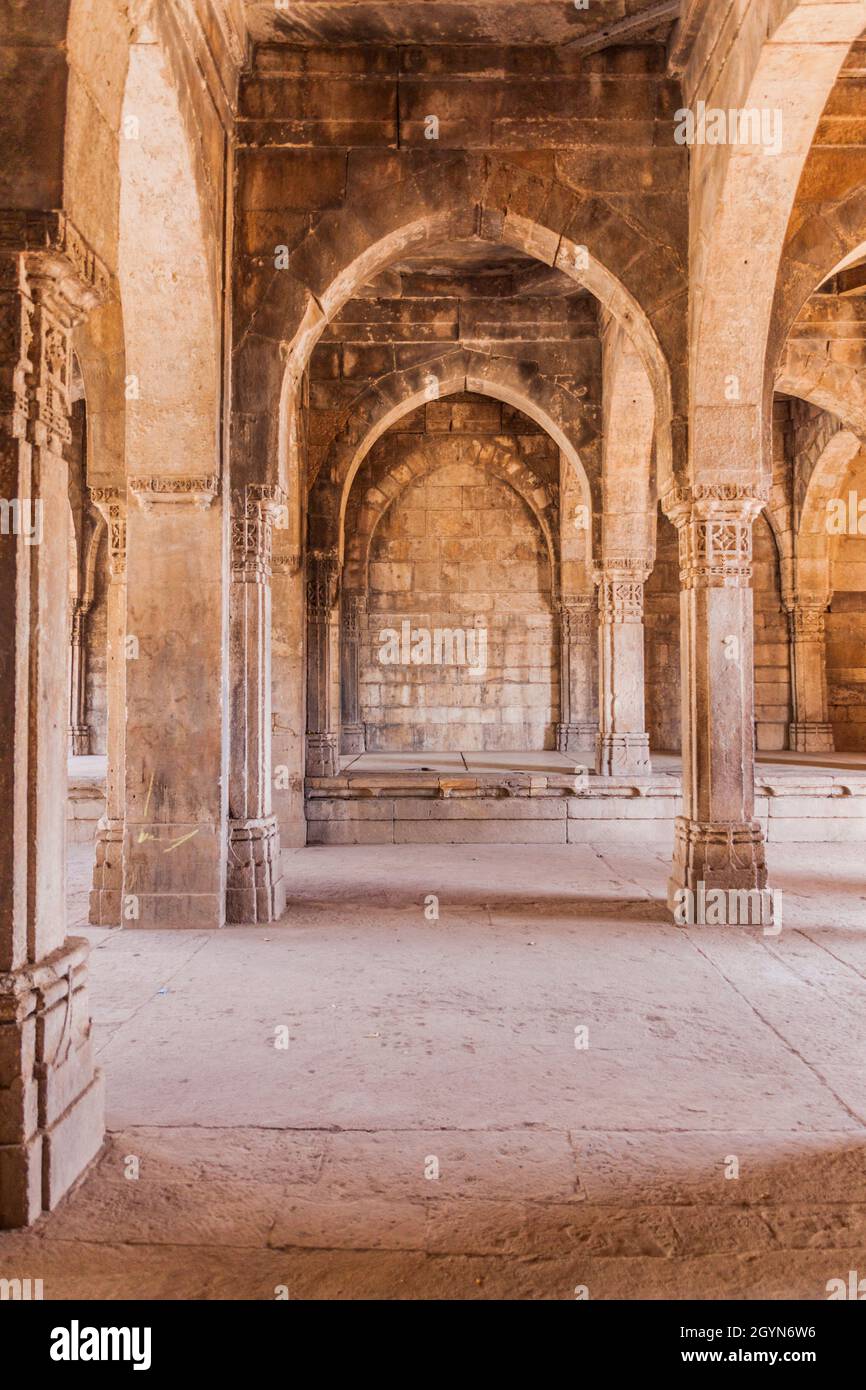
<box><xmin>753</xmin><ymin>517</ymin><xmax>792</xmax><ymax>751</ymax></box>
<box><xmin>357</xmin><ymin>402</ymin><xmax>558</xmax><ymax>751</ymax></box>
<box><xmin>828</xmin><ymin>448</ymin><xmax>866</xmax><ymax>749</ymax></box>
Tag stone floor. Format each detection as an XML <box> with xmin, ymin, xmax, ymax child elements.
<box><xmin>2</xmin><ymin>833</ymin><xmax>865</xmax><ymax>1299</ymax></box>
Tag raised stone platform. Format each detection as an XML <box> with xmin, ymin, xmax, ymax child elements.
<box><xmin>69</xmin><ymin>752</ymin><xmax>866</xmax><ymax>851</ymax></box>
<box><xmin>305</xmin><ymin>750</ymin><xmax>866</xmax><ymax>846</ymax></box>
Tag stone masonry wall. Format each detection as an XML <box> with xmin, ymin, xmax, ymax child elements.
<box><xmin>357</xmin><ymin>408</ymin><xmax>558</xmax><ymax>752</ymax></box>
<box><xmin>828</xmin><ymin>447</ymin><xmax>866</xmax><ymax>749</ymax></box>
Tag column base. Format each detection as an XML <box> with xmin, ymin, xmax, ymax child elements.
<box><xmin>340</xmin><ymin>722</ymin><xmax>366</xmax><ymax>756</ymax></box>
<box><xmin>667</xmin><ymin>815</ymin><xmax>771</xmax><ymax>915</ymax></box>
<box><xmin>595</xmin><ymin>732</ymin><xmax>651</xmax><ymax>776</ymax></box>
<box><xmin>89</xmin><ymin>817</ymin><xmax>123</xmax><ymax>926</ymax></box>
<box><xmin>556</xmin><ymin>721</ymin><xmax>596</xmax><ymax>754</ymax></box>
<box><xmin>70</xmin><ymin>727</ymin><xmax>91</xmax><ymax>757</ymax></box>
<box><xmin>0</xmin><ymin>938</ymin><xmax>105</xmax><ymax>1229</ymax></box>
<box><xmin>226</xmin><ymin>816</ymin><xmax>286</xmax><ymax>924</ymax></box>
<box><xmin>789</xmin><ymin>721</ymin><xmax>835</xmax><ymax>754</ymax></box>
<box><xmin>306</xmin><ymin>732</ymin><xmax>340</xmax><ymax>777</ymax></box>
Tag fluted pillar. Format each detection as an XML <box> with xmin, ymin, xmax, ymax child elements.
<box><xmin>227</xmin><ymin>486</ymin><xmax>286</xmax><ymax>923</ymax></box>
<box><xmin>555</xmin><ymin>594</ymin><xmax>596</xmax><ymax>754</ymax></box>
<box><xmin>0</xmin><ymin>213</ymin><xmax>107</xmax><ymax>1227</ymax></box>
<box><xmin>786</xmin><ymin>596</ymin><xmax>834</xmax><ymax>753</ymax></box>
<box><xmin>664</xmin><ymin>485</ymin><xmax>769</xmax><ymax>906</ymax></box>
<box><xmin>306</xmin><ymin>548</ymin><xmax>340</xmax><ymax>777</ymax></box>
<box><xmin>595</xmin><ymin>560</ymin><xmax>652</xmax><ymax>775</ymax></box>
<box><xmin>340</xmin><ymin>591</ymin><xmax>366</xmax><ymax>755</ymax></box>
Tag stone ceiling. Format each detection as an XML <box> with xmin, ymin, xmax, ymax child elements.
<box><xmin>242</xmin><ymin>1</ymin><xmax>679</xmax><ymax>49</ymax></box>
<box><xmin>389</xmin><ymin>239</ymin><xmax>586</xmax><ymax>296</ymax></box>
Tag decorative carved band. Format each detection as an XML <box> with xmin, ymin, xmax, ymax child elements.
<box><xmin>90</xmin><ymin>487</ymin><xmax>127</xmax><ymax>578</ymax></box>
<box><xmin>558</xmin><ymin>595</ymin><xmax>594</xmax><ymax>641</ymax></box>
<box><xmin>663</xmin><ymin>484</ymin><xmax>768</xmax><ymax>590</ymax></box>
<box><xmin>27</xmin><ymin>292</ymin><xmax>73</xmax><ymax>447</ymax></box>
<box><xmin>0</xmin><ymin>216</ymin><xmax>109</xmax><ymax>459</ymax></box>
<box><xmin>595</xmin><ymin>558</ymin><xmax>650</xmax><ymax>623</ymax></box>
<box><xmin>0</xmin><ymin>210</ymin><xmax>111</xmax><ymax>304</ymax></box>
<box><xmin>307</xmin><ymin>549</ymin><xmax>339</xmax><ymax>621</ymax></box>
<box><xmin>599</xmin><ymin>578</ymin><xmax>645</xmax><ymax>623</ymax></box>
<box><xmin>4</xmin><ymin>276</ymin><xmax>72</xmax><ymax>449</ymax></box>
<box><xmin>231</xmin><ymin>484</ymin><xmax>286</xmax><ymax>581</ymax></box>
<box><xmin>787</xmin><ymin>605</ymin><xmax>827</xmax><ymax>642</ymax></box>
<box><xmin>70</xmin><ymin>599</ymin><xmax>91</xmax><ymax>644</ymax></box>
<box><xmin>129</xmin><ymin>475</ymin><xmax>220</xmax><ymax>512</ymax></box>
<box><xmin>600</xmin><ymin>554</ymin><xmax>654</xmax><ymax>575</ymax></box>
<box><xmin>677</xmin><ymin>519</ymin><xmax>753</xmax><ymax>589</ymax></box>
<box><xmin>342</xmin><ymin>592</ymin><xmax>367</xmax><ymax>642</ymax></box>
<box><xmin>663</xmin><ymin>482</ymin><xmax>770</xmax><ymax>511</ymax></box>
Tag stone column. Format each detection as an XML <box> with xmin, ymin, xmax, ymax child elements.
<box><xmin>88</xmin><ymin>488</ymin><xmax>126</xmax><ymax>924</ymax></box>
<box><xmin>556</xmin><ymin>594</ymin><xmax>596</xmax><ymax>754</ymax></box>
<box><xmin>595</xmin><ymin>560</ymin><xmax>652</xmax><ymax>775</ymax></box>
<box><xmin>786</xmin><ymin>597</ymin><xmax>835</xmax><ymax>753</ymax></box>
<box><xmin>271</xmin><ymin>538</ymin><xmax>306</xmax><ymax>850</ymax></box>
<box><xmin>305</xmin><ymin>548</ymin><xmax>340</xmax><ymax>777</ymax></box>
<box><xmin>664</xmin><ymin>485</ymin><xmax>769</xmax><ymax>906</ymax></box>
<box><xmin>227</xmin><ymin>486</ymin><xmax>286</xmax><ymax>923</ymax></box>
<box><xmin>123</xmin><ymin>474</ymin><xmax>226</xmax><ymax>928</ymax></box>
<box><xmin>68</xmin><ymin>599</ymin><xmax>92</xmax><ymax>755</ymax></box>
<box><xmin>0</xmin><ymin>214</ymin><xmax>107</xmax><ymax>1227</ymax></box>
<box><xmin>340</xmin><ymin>591</ymin><xmax>366</xmax><ymax>755</ymax></box>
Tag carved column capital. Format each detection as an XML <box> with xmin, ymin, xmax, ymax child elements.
<box><xmin>0</xmin><ymin>210</ymin><xmax>111</xmax><ymax>303</ymax></box>
<box><xmin>70</xmin><ymin>598</ymin><xmax>91</xmax><ymax>644</ymax></box>
<box><xmin>0</xmin><ymin>213</ymin><xmax>109</xmax><ymax>455</ymax></box>
<box><xmin>595</xmin><ymin>558</ymin><xmax>651</xmax><ymax>623</ymax></box>
<box><xmin>558</xmin><ymin>594</ymin><xmax>595</xmax><ymax>641</ymax></box>
<box><xmin>231</xmin><ymin>484</ymin><xmax>286</xmax><ymax>582</ymax></box>
<box><xmin>342</xmin><ymin>591</ymin><xmax>367</xmax><ymax>641</ymax></box>
<box><xmin>783</xmin><ymin>594</ymin><xmax>830</xmax><ymax>643</ymax></box>
<box><xmin>663</xmin><ymin>483</ymin><xmax>768</xmax><ymax>590</ymax></box>
<box><xmin>90</xmin><ymin>487</ymin><xmax>127</xmax><ymax>579</ymax></box>
<box><xmin>307</xmin><ymin>549</ymin><xmax>340</xmax><ymax>620</ymax></box>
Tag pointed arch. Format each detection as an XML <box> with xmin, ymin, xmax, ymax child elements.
<box><xmin>230</xmin><ymin>155</ymin><xmax>681</xmax><ymax>502</ymax></box>
<box><xmin>344</xmin><ymin>430</ymin><xmax>560</xmax><ymax>597</ymax></box>
<box><xmin>308</xmin><ymin>351</ymin><xmax>597</xmax><ymax>568</ymax></box>
<box><xmin>686</xmin><ymin>0</ymin><xmax>865</xmax><ymax>484</ymax></box>
<box><xmin>797</xmin><ymin>426</ymin><xmax>863</xmax><ymax>600</ymax></box>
